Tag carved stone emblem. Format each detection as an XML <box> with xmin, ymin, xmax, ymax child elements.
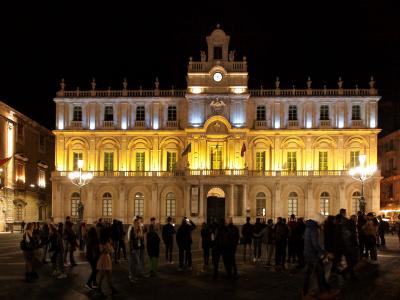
<box><xmin>210</xmin><ymin>98</ymin><xmax>226</xmax><ymax>114</ymax></box>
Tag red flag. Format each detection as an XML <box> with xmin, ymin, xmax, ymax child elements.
<box><xmin>240</xmin><ymin>143</ymin><xmax>246</xmax><ymax>157</ymax></box>
<box><xmin>0</xmin><ymin>156</ymin><xmax>12</xmax><ymax>167</ymax></box>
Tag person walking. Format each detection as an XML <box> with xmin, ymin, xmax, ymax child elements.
<box><xmin>241</xmin><ymin>217</ymin><xmax>253</xmax><ymax>262</ymax></box>
<box><xmin>377</xmin><ymin>215</ymin><xmax>388</xmax><ymax>247</ymax></box>
<box><xmin>64</xmin><ymin>221</ymin><xmax>78</xmax><ymax>267</ymax></box>
<box><xmin>162</xmin><ymin>216</ymin><xmax>176</xmax><ymax>264</ymax></box>
<box><xmin>97</xmin><ymin>232</ymin><xmax>118</xmax><ymax>296</ymax></box>
<box><xmin>146</xmin><ymin>218</ymin><xmax>161</xmax><ymax>277</ymax></box>
<box><xmin>80</xmin><ymin>222</ymin><xmax>88</xmax><ymax>252</ymax></box>
<box><xmin>201</xmin><ymin>222</ymin><xmax>212</xmax><ymax>270</ymax></box>
<box><xmin>85</xmin><ymin>227</ymin><xmax>100</xmax><ymax>290</ymax></box>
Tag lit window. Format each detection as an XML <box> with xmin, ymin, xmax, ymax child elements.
<box><xmin>288</xmin><ymin>105</ymin><xmax>297</xmax><ymax>121</ymax></box>
<box><xmin>256</xmin><ymin>151</ymin><xmax>265</xmax><ymax>171</ymax></box>
<box><xmin>73</xmin><ymin>106</ymin><xmax>82</xmax><ymax>121</ymax></box>
<box><xmin>136</xmin><ymin>152</ymin><xmax>145</xmax><ymax>171</ymax></box>
<box><xmin>256</xmin><ymin>106</ymin><xmax>266</xmax><ymax>121</ymax></box>
<box><xmin>350</xmin><ymin>151</ymin><xmax>360</xmax><ymax>168</ymax></box>
<box><xmin>15</xmin><ymin>162</ymin><xmax>25</xmax><ymax>183</ymax></box>
<box><xmin>134</xmin><ymin>192</ymin><xmax>144</xmax><ymax>217</ymax></box>
<box><xmin>352</xmin><ymin>105</ymin><xmax>361</xmax><ymax>120</ymax></box>
<box><xmin>210</xmin><ymin>145</ymin><xmax>222</xmax><ymax>170</ymax></box>
<box><xmin>352</xmin><ymin>191</ymin><xmax>361</xmax><ymax>215</ymax></box>
<box><xmin>73</xmin><ymin>152</ymin><xmax>83</xmax><ymax>170</ymax></box>
<box><xmin>167</xmin><ymin>152</ymin><xmax>177</xmax><ymax>171</ymax></box>
<box><xmin>320</xmin><ymin>192</ymin><xmax>330</xmax><ymax>216</ymax></box>
<box><xmin>287</xmin><ymin>152</ymin><xmax>297</xmax><ymax>171</ymax></box>
<box><xmin>136</xmin><ymin>106</ymin><xmax>145</xmax><ymax>121</ymax></box>
<box><xmin>166</xmin><ymin>192</ymin><xmax>176</xmax><ymax>217</ymax></box>
<box><xmin>319</xmin><ymin>152</ymin><xmax>328</xmax><ymax>171</ymax></box>
<box><xmin>320</xmin><ymin>105</ymin><xmax>329</xmax><ymax>120</ymax></box>
<box><xmin>102</xmin><ymin>192</ymin><xmax>112</xmax><ymax>217</ymax></box>
<box><xmin>288</xmin><ymin>192</ymin><xmax>298</xmax><ymax>216</ymax></box>
<box><xmin>256</xmin><ymin>192</ymin><xmax>266</xmax><ymax>216</ymax></box>
<box><xmin>104</xmin><ymin>152</ymin><xmax>114</xmax><ymax>171</ymax></box>
<box><xmin>38</xmin><ymin>169</ymin><xmax>46</xmax><ymax>188</ymax></box>
<box><xmin>168</xmin><ymin>106</ymin><xmax>177</xmax><ymax>121</ymax></box>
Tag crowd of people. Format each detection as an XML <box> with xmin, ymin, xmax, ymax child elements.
<box><xmin>19</xmin><ymin>209</ymin><xmax>394</xmax><ymax>298</ymax></box>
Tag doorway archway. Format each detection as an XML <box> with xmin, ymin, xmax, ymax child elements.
<box><xmin>207</xmin><ymin>187</ymin><xmax>225</xmax><ymax>224</ymax></box>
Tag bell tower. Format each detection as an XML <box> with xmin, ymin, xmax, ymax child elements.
<box><xmin>206</xmin><ymin>24</ymin><xmax>230</xmax><ymax>62</ymax></box>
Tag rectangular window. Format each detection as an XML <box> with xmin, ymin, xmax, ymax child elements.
<box><xmin>15</xmin><ymin>162</ymin><xmax>25</xmax><ymax>183</ymax></box>
<box><xmin>166</xmin><ymin>198</ymin><xmax>176</xmax><ymax>217</ymax></box>
<box><xmin>136</xmin><ymin>152</ymin><xmax>145</xmax><ymax>171</ymax></box>
<box><xmin>167</xmin><ymin>152</ymin><xmax>177</xmax><ymax>171</ymax></box>
<box><xmin>350</xmin><ymin>151</ymin><xmax>360</xmax><ymax>168</ymax></box>
<box><xmin>319</xmin><ymin>151</ymin><xmax>328</xmax><ymax>171</ymax></box>
<box><xmin>168</xmin><ymin>106</ymin><xmax>177</xmax><ymax>121</ymax></box>
<box><xmin>256</xmin><ymin>151</ymin><xmax>266</xmax><ymax>171</ymax></box>
<box><xmin>73</xmin><ymin>152</ymin><xmax>83</xmax><ymax>171</ymax></box>
<box><xmin>256</xmin><ymin>106</ymin><xmax>266</xmax><ymax>121</ymax></box>
<box><xmin>210</xmin><ymin>145</ymin><xmax>223</xmax><ymax>170</ymax></box>
<box><xmin>104</xmin><ymin>152</ymin><xmax>114</xmax><ymax>171</ymax></box>
<box><xmin>38</xmin><ymin>169</ymin><xmax>46</xmax><ymax>188</ymax></box>
<box><xmin>73</xmin><ymin>106</ymin><xmax>82</xmax><ymax>121</ymax></box>
<box><xmin>104</xmin><ymin>105</ymin><xmax>114</xmax><ymax>121</ymax></box>
<box><xmin>136</xmin><ymin>106</ymin><xmax>145</xmax><ymax>121</ymax></box>
<box><xmin>288</xmin><ymin>105</ymin><xmax>297</xmax><ymax>121</ymax></box>
<box><xmin>213</xmin><ymin>46</ymin><xmax>222</xmax><ymax>59</ymax></box>
<box><xmin>287</xmin><ymin>152</ymin><xmax>297</xmax><ymax>171</ymax></box>
<box><xmin>320</xmin><ymin>105</ymin><xmax>329</xmax><ymax>120</ymax></box>
<box><xmin>102</xmin><ymin>198</ymin><xmax>112</xmax><ymax>217</ymax></box>
<box><xmin>352</xmin><ymin>105</ymin><xmax>361</xmax><ymax>120</ymax></box>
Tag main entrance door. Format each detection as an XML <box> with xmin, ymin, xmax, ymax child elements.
<box><xmin>206</xmin><ymin>187</ymin><xmax>225</xmax><ymax>224</ymax></box>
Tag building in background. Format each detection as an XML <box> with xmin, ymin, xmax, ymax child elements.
<box><xmin>379</xmin><ymin>130</ymin><xmax>400</xmax><ymax>212</ymax></box>
<box><xmin>51</xmin><ymin>26</ymin><xmax>381</xmax><ymax>225</ymax></box>
<box><xmin>0</xmin><ymin>101</ymin><xmax>54</xmax><ymax>232</ymax></box>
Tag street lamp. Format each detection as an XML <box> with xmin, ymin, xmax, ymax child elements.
<box><xmin>349</xmin><ymin>154</ymin><xmax>377</xmax><ymax>214</ymax></box>
<box><xmin>68</xmin><ymin>160</ymin><xmax>93</xmax><ymax>223</ymax></box>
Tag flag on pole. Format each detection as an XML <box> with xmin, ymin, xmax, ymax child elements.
<box><xmin>181</xmin><ymin>143</ymin><xmax>192</xmax><ymax>157</ymax></box>
<box><xmin>0</xmin><ymin>156</ymin><xmax>12</xmax><ymax>167</ymax></box>
<box><xmin>240</xmin><ymin>142</ymin><xmax>246</xmax><ymax>157</ymax></box>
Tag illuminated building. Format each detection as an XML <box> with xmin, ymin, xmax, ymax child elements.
<box><xmin>51</xmin><ymin>26</ymin><xmax>381</xmax><ymax>224</ymax></box>
<box><xmin>379</xmin><ymin>130</ymin><xmax>400</xmax><ymax>211</ymax></box>
<box><xmin>0</xmin><ymin>101</ymin><xmax>54</xmax><ymax>232</ymax></box>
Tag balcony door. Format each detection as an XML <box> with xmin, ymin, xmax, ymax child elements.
<box><xmin>210</xmin><ymin>145</ymin><xmax>223</xmax><ymax>170</ymax></box>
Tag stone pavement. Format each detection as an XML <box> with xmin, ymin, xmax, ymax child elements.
<box><xmin>0</xmin><ymin>232</ymin><xmax>399</xmax><ymax>300</ymax></box>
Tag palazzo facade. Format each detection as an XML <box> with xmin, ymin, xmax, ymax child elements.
<box><xmin>51</xmin><ymin>27</ymin><xmax>381</xmax><ymax>225</ymax></box>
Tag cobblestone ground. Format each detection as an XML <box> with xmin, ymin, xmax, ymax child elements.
<box><xmin>0</xmin><ymin>231</ymin><xmax>399</xmax><ymax>300</ymax></box>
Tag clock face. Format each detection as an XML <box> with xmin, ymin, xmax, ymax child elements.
<box><xmin>213</xmin><ymin>72</ymin><xmax>223</xmax><ymax>82</ymax></box>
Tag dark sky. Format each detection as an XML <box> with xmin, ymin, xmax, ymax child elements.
<box><xmin>0</xmin><ymin>0</ymin><xmax>399</xmax><ymax>135</ymax></box>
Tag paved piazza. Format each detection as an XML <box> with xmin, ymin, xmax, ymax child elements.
<box><xmin>0</xmin><ymin>232</ymin><xmax>399</xmax><ymax>300</ymax></box>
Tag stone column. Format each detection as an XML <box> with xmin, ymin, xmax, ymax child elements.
<box><xmin>119</xmin><ymin>183</ymin><xmax>125</xmax><ymax>221</ymax></box>
<box><xmin>86</xmin><ymin>184</ymin><xmax>94</xmax><ymax>224</ymax></box>
<box><xmin>151</xmin><ymin>183</ymin><xmax>158</xmax><ymax>220</ymax></box>
<box><xmin>199</xmin><ymin>184</ymin><xmax>204</xmax><ymax>218</ymax></box>
<box><xmin>242</xmin><ymin>183</ymin><xmax>248</xmax><ymax>218</ymax></box>
<box><xmin>229</xmin><ymin>184</ymin><xmax>235</xmax><ymax>217</ymax></box>
<box><xmin>273</xmin><ymin>182</ymin><xmax>281</xmax><ymax>220</ymax></box>
<box><xmin>339</xmin><ymin>181</ymin><xmax>346</xmax><ymax>212</ymax></box>
<box><xmin>306</xmin><ymin>180</ymin><xmax>313</xmax><ymax>219</ymax></box>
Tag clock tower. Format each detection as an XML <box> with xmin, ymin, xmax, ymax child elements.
<box><xmin>186</xmin><ymin>25</ymin><xmax>249</xmax><ymax>128</ymax></box>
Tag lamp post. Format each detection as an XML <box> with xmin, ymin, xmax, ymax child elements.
<box><xmin>68</xmin><ymin>160</ymin><xmax>93</xmax><ymax>224</ymax></box>
<box><xmin>349</xmin><ymin>154</ymin><xmax>377</xmax><ymax>214</ymax></box>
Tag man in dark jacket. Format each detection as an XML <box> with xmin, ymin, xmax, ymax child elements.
<box><xmin>241</xmin><ymin>217</ymin><xmax>253</xmax><ymax>261</ymax></box>
<box><xmin>252</xmin><ymin>218</ymin><xmax>264</xmax><ymax>262</ymax></box>
<box><xmin>303</xmin><ymin>217</ymin><xmax>339</xmax><ymax>300</ymax></box>
<box><xmin>223</xmin><ymin>218</ymin><xmax>240</xmax><ymax>279</ymax></box>
<box><xmin>176</xmin><ymin>217</ymin><xmax>196</xmax><ymax>271</ymax></box>
<box><xmin>146</xmin><ymin>219</ymin><xmax>160</xmax><ymax>276</ymax></box>
<box><xmin>274</xmin><ymin>217</ymin><xmax>289</xmax><ymax>270</ymax></box>
<box><xmin>162</xmin><ymin>217</ymin><xmax>176</xmax><ymax>264</ymax></box>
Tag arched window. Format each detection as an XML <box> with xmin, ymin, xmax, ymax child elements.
<box><xmin>15</xmin><ymin>205</ymin><xmax>23</xmax><ymax>221</ymax></box>
<box><xmin>71</xmin><ymin>192</ymin><xmax>80</xmax><ymax>217</ymax></box>
<box><xmin>320</xmin><ymin>192</ymin><xmax>330</xmax><ymax>216</ymax></box>
<box><xmin>166</xmin><ymin>192</ymin><xmax>176</xmax><ymax>217</ymax></box>
<box><xmin>102</xmin><ymin>192</ymin><xmax>112</xmax><ymax>217</ymax></box>
<box><xmin>134</xmin><ymin>192</ymin><xmax>144</xmax><ymax>217</ymax></box>
<box><xmin>256</xmin><ymin>192</ymin><xmax>266</xmax><ymax>216</ymax></box>
<box><xmin>288</xmin><ymin>192</ymin><xmax>298</xmax><ymax>216</ymax></box>
<box><xmin>352</xmin><ymin>191</ymin><xmax>361</xmax><ymax>215</ymax></box>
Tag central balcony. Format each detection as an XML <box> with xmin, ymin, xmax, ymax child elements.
<box><xmin>54</xmin><ymin>169</ymin><xmax>349</xmax><ymax>178</ymax></box>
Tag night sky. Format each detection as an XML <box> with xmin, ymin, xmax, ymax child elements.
<box><xmin>0</xmin><ymin>0</ymin><xmax>398</xmax><ymax>135</ymax></box>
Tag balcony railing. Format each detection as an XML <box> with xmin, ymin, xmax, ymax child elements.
<box><xmin>255</xmin><ymin>120</ymin><xmax>268</xmax><ymax>129</ymax></box>
<box><xmin>135</xmin><ymin>120</ymin><xmax>146</xmax><ymax>128</ymax></box>
<box><xmin>103</xmin><ymin>121</ymin><xmax>115</xmax><ymax>128</ymax></box>
<box><xmin>288</xmin><ymin>120</ymin><xmax>299</xmax><ymax>128</ymax></box>
<box><xmin>352</xmin><ymin>120</ymin><xmax>363</xmax><ymax>128</ymax></box>
<box><xmin>70</xmin><ymin>121</ymin><xmax>82</xmax><ymax>128</ymax></box>
<box><xmin>319</xmin><ymin>120</ymin><xmax>331</xmax><ymax>128</ymax></box>
<box><xmin>166</xmin><ymin>120</ymin><xmax>179</xmax><ymax>128</ymax></box>
<box><xmin>54</xmin><ymin>169</ymin><xmax>349</xmax><ymax>178</ymax></box>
